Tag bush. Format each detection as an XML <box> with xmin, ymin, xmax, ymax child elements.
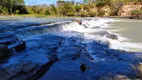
<box><xmin>88</xmin><ymin>10</ymin><xmax>97</xmax><ymax>17</ymax></box>
<box><xmin>97</xmin><ymin>10</ymin><xmax>105</xmax><ymax>16</ymax></box>
<box><xmin>67</xmin><ymin>11</ymin><xmax>75</xmax><ymax>16</ymax></box>
<box><xmin>110</xmin><ymin>7</ymin><xmax>119</xmax><ymax>16</ymax></box>
<box><xmin>80</xmin><ymin>11</ymin><xmax>88</xmax><ymax>17</ymax></box>
<box><xmin>131</xmin><ymin>9</ymin><xmax>142</xmax><ymax>19</ymax></box>
<box><xmin>45</xmin><ymin>10</ymin><xmax>50</xmax><ymax>15</ymax></box>
<box><xmin>0</xmin><ymin>6</ymin><xmax>8</xmax><ymax>15</ymax></box>
<box><xmin>75</xmin><ymin>5</ymin><xmax>81</xmax><ymax>12</ymax></box>
<box><xmin>131</xmin><ymin>9</ymin><xmax>142</xmax><ymax>15</ymax></box>
<box><xmin>96</xmin><ymin>0</ymin><xmax>110</xmax><ymax>7</ymax></box>
<box><xmin>15</xmin><ymin>10</ymin><xmax>20</xmax><ymax>14</ymax></box>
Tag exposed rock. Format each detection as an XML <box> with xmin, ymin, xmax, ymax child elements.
<box><xmin>0</xmin><ymin>33</ymin><xmax>18</xmax><ymax>45</ymax></box>
<box><xmin>80</xmin><ymin>64</ymin><xmax>86</xmax><ymax>72</ymax></box>
<box><xmin>74</xmin><ymin>19</ymin><xmax>82</xmax><ymax>25</ymax></box>
<box><xmin>0</xmin><ymin>44</ymin><xmax>9</xmax><ymax>57</ymax></box>
<box><xmin>15</xmin><ymin>41</ymin><xmax>26</xmax><ymax>52</ymax></box>
<box><xmin>0</xmin><ymin>19</ymin><xmax>142</xmax><ymax>80</ymax></box>
<box><xmin>106</xmin><ymin>34</ymin><xmax>118</xmax><ymax>40</ymax></box>
<box><xmin>39</xmin><ymin>61</ymin><xmax>85</xmax><ymax>80</ymax></box>
<box><xmin>87</xmin><ymin>31</ymin><xmax>109</xmax><ymax>36</ymax></box>
<box><xmin>113</xmin><ymin>75</ymin><xmax>130</xmax><ymax>80</ymax></box>
<box><xmin>57</xmin><ymin>46</ymin><xmax>81</xmax><ymax>60</ymax></box>
<box><xmin>118</xmin><ymin>3</ymin><xmax>142</xmax><ymax>17</ymax></box>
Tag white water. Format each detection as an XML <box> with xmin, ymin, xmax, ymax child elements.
<box><xmin>58</xmin><ymin>18</ymin><xmax>142</xmax><ymax>52</ymax></box>
<box><xmin>11</xmin><ymin>18</ymin><xmax>142</xmax><ymax>52</ymax></box>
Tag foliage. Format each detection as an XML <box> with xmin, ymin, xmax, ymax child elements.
<box><xmin>88</xmin><ymin>10</ymin><xmax>97</xmax><ymax>17</ymax></box>
<box><xmin>80</xmin><ymin>11</ymin><xmax>88</xmax><ymax>17</ymax></box>
<box><xmin>0</xmin><ymin>0</ymin><xmax>26</xmax><ymax>15</ymax></box>
<box><xmin>45</xmin><ymin>10</ymin><xmax>50</xmax><ymax>15</ymax></box>
<box><xmin>96</xmin><ymin>0</ymin><xmax>111</xmax><ymax>7</ymax></box>
<box><xmin>131</xmin><ymin>9</ymin><xmax>142</xmax><ymax>19</ymax></box>
<box><xmin>50</xmin><ymin>4</ymin><xmax>57</xmax><ymax>14</ymax></box>
<box><xmin>109</xmin><ymin>5</ymin><xmax>119</xmax><ymax>16</ymax></box>
<box><xmin>58</xmin><ymin>2</ymin><xmax>75</xmax><ymax>16</ymax></box>
<box><xmin>75</xmin><ymin>5</ymin><xmax>81</xmax><ymax>12</ymax></box>
<box><xmin>0</xmin><ymin>0</ymin><xmax>142</xmax><ymax>17</ymax></box>
<box><xmin>97</xmin><ymin>10</ymin><xmax>105</xmax><ymax>16</ymax></box>
<box><xmin>131</xmin><ymin>9</ymin><xmax>142</xmax><ymax>15</ymax></box>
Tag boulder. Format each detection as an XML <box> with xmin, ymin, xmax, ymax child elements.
<box><xmin>106</xmin><ymin>34</ymin><xmax>118</xmax><ymax>40</ymax></box>
<box><xmin>74</xmin><ymin>19</ymin><xmax>82</xmax><ymax>25</ymax></box>
<box><xmin>88</xmin><ymin>31</ymin><xmax>109</xmax><ymax>36</ymax></box>
<box><xmin>15</xmin><ymin>41</ymin><xmax>26</xmax><ymax>52</ymax></box>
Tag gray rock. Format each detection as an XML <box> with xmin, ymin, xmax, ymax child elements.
<box><xmin>87</xmin><ymin>31</ymin><xmax>109</xmax><ymax>36</ymax></box>
<box><xmin>106</xmin><ymin>34</ymin><xmax>118</xmax><ymax>40</ymax></box>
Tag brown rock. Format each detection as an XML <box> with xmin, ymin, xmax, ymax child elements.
<box><xmin>74</xmin><ymin>19</ymin><xmax>82</xmax><ymax>25</ymax></box>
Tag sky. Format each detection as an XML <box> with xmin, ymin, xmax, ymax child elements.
<box><xmin>24</xmin><ymin>0</ymin><xmax>82</xmax><ymax>5</ymax></box>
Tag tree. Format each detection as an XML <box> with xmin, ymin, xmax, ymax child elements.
<box><xmin>50</xmin><ymin>4</ymin><xmax>57</xmax><ymax>15</ymax></box>
<box><xmin>75</xmin><ymin>5</ymin><xmax>81</xmax><ymax>12</ymax></box>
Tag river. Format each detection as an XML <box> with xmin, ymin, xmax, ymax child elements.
<box><xmin>107</xmin><ymin>18</ymin><xmax>142</xmax><ymax>52</ymax></box>
<box><xmin>1</xmin><ymin>17</ymin><xmax>142</xmax><ymax>80</ymax></box>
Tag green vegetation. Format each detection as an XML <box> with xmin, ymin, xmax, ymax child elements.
<box><xmin>131</xmin><ymin>9</ymin><xmax>142</xmax><ymax>19</ymax></box>
<box><xmin>0</xmin><ymin>0</ymin><xmax>142</xmax><ymax>17</ymax></box>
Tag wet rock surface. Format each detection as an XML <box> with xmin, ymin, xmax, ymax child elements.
<box><xmin>0</xmin><ymin>18</ymin><xmax>142</xmax><ymax>80</ymax></box>
<box><xmin>0</xmin><ymin>44</ymin><xmax>9</xmax><ymax>57</ymax></box>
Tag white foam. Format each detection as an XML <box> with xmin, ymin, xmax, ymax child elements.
<box><xmin>59</xmin><ymin>18</ymin><xmax>142</xmax><ymax>52</ymax></box>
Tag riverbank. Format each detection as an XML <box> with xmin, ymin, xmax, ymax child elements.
<box><xmin>0</xmin><ymin>15</ymin><xmax>71</xmax><ymax>20</ymax></box>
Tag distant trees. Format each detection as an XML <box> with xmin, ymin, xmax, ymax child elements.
<box><xmin>0</xmin><ymin>0</ymin><xmax>142</xmax><ymax>17</ymax></box>
<box><xmin>57</xmin><ymin>2</ymin><xmax>75</xmax><ymax>16</ymax></box>
<box><xmin>0</xmin><ymin>0</ymin><xmax>27</xmax><ymax>15</ymax></box>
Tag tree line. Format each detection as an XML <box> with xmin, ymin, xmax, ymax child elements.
<box><xmin>0</xmin><ymin>0</ymin><xmax>142</xmax><ymax>17</ymax></box>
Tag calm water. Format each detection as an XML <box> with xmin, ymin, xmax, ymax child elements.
<box><xmin>110</xmin><ymin>19</ymin><xmax>142</xmax><ymax>43</ymax></box>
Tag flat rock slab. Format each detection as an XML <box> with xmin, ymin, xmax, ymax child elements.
<box><xmin>0</xmin><ymin>44</ymin><xmax>9</xmax><ymax>57</ymax></box>
<box><xmin>39</xmin><ymin>60</ymin><xmax>88</xmax><ymax>80</ymax></box>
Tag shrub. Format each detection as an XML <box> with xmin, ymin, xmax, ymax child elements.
<box><xmin>80</xmin><ymin>11</ymin><xmax>88</xmax><ymax>17</ymax></box>
<box><xmin>131</xmin><ymin>9</ymin><xmax>142</xmax><ymax>19</ymax></box>
<box><xmin>15</xmin><ymin>10</ymin><xmax>20</xmax><ymax>14</ymax></box>
<box><xmin>45</xmin><ymin>10</ymin><xmax>50</xmax><ymax>15</ymax></box>
<box><xmin>97</xmin><ymin>10</ymin><xmax>105</xmax><ymax>16</ymax></box>
<box><xmin>88</xmin><ymin>10</ymin><xmax>97</xmax><ymax>17</ymax></box>
<box><xmin>75</xmin><ymin>5</ymin><xmax>81</xmax><ymax>12</ymax></box>
<box><xmin>67</xmin><ymin>11</ymin><xmax>75</xmax><ymax>16</ymax></box>
<box><xmin>96</xmin><ymin>0</ymin><xmax>110</xmax><ymax>7</ymax></box>
<box><xmin>131</xmin><ymin>9</ymin><xmax>142</xmax><ymax>15</ymax></box>
<box><xmin>110</xmin><ymin>7</ymin><xmax>119</xmax><ymax>16</ymax></box>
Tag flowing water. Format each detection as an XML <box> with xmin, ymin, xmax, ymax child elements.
<box><xmin>107</xmin><ymin>19</ymin><xmax>142</xmax><ymax>52</ymax></box>
<box><xmin>0</xmin><ymin>17</ymin><xmax>142</xmax><ymax>53</ymax></box>
<box><xmin>1</xmin><ymin>17</ymin><xmax>142</xmax><ymax>80</ymax></box>
<box><xmin>109</xmin><ymin>19</ymin><xmax>142</xmax><ymax>43</ymax></box>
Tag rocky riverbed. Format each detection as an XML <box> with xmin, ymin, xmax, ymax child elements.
<box><xmin>0</xmin><ymin>18</ymin><xmax>142</xmax><ymax>80</ymax></box>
